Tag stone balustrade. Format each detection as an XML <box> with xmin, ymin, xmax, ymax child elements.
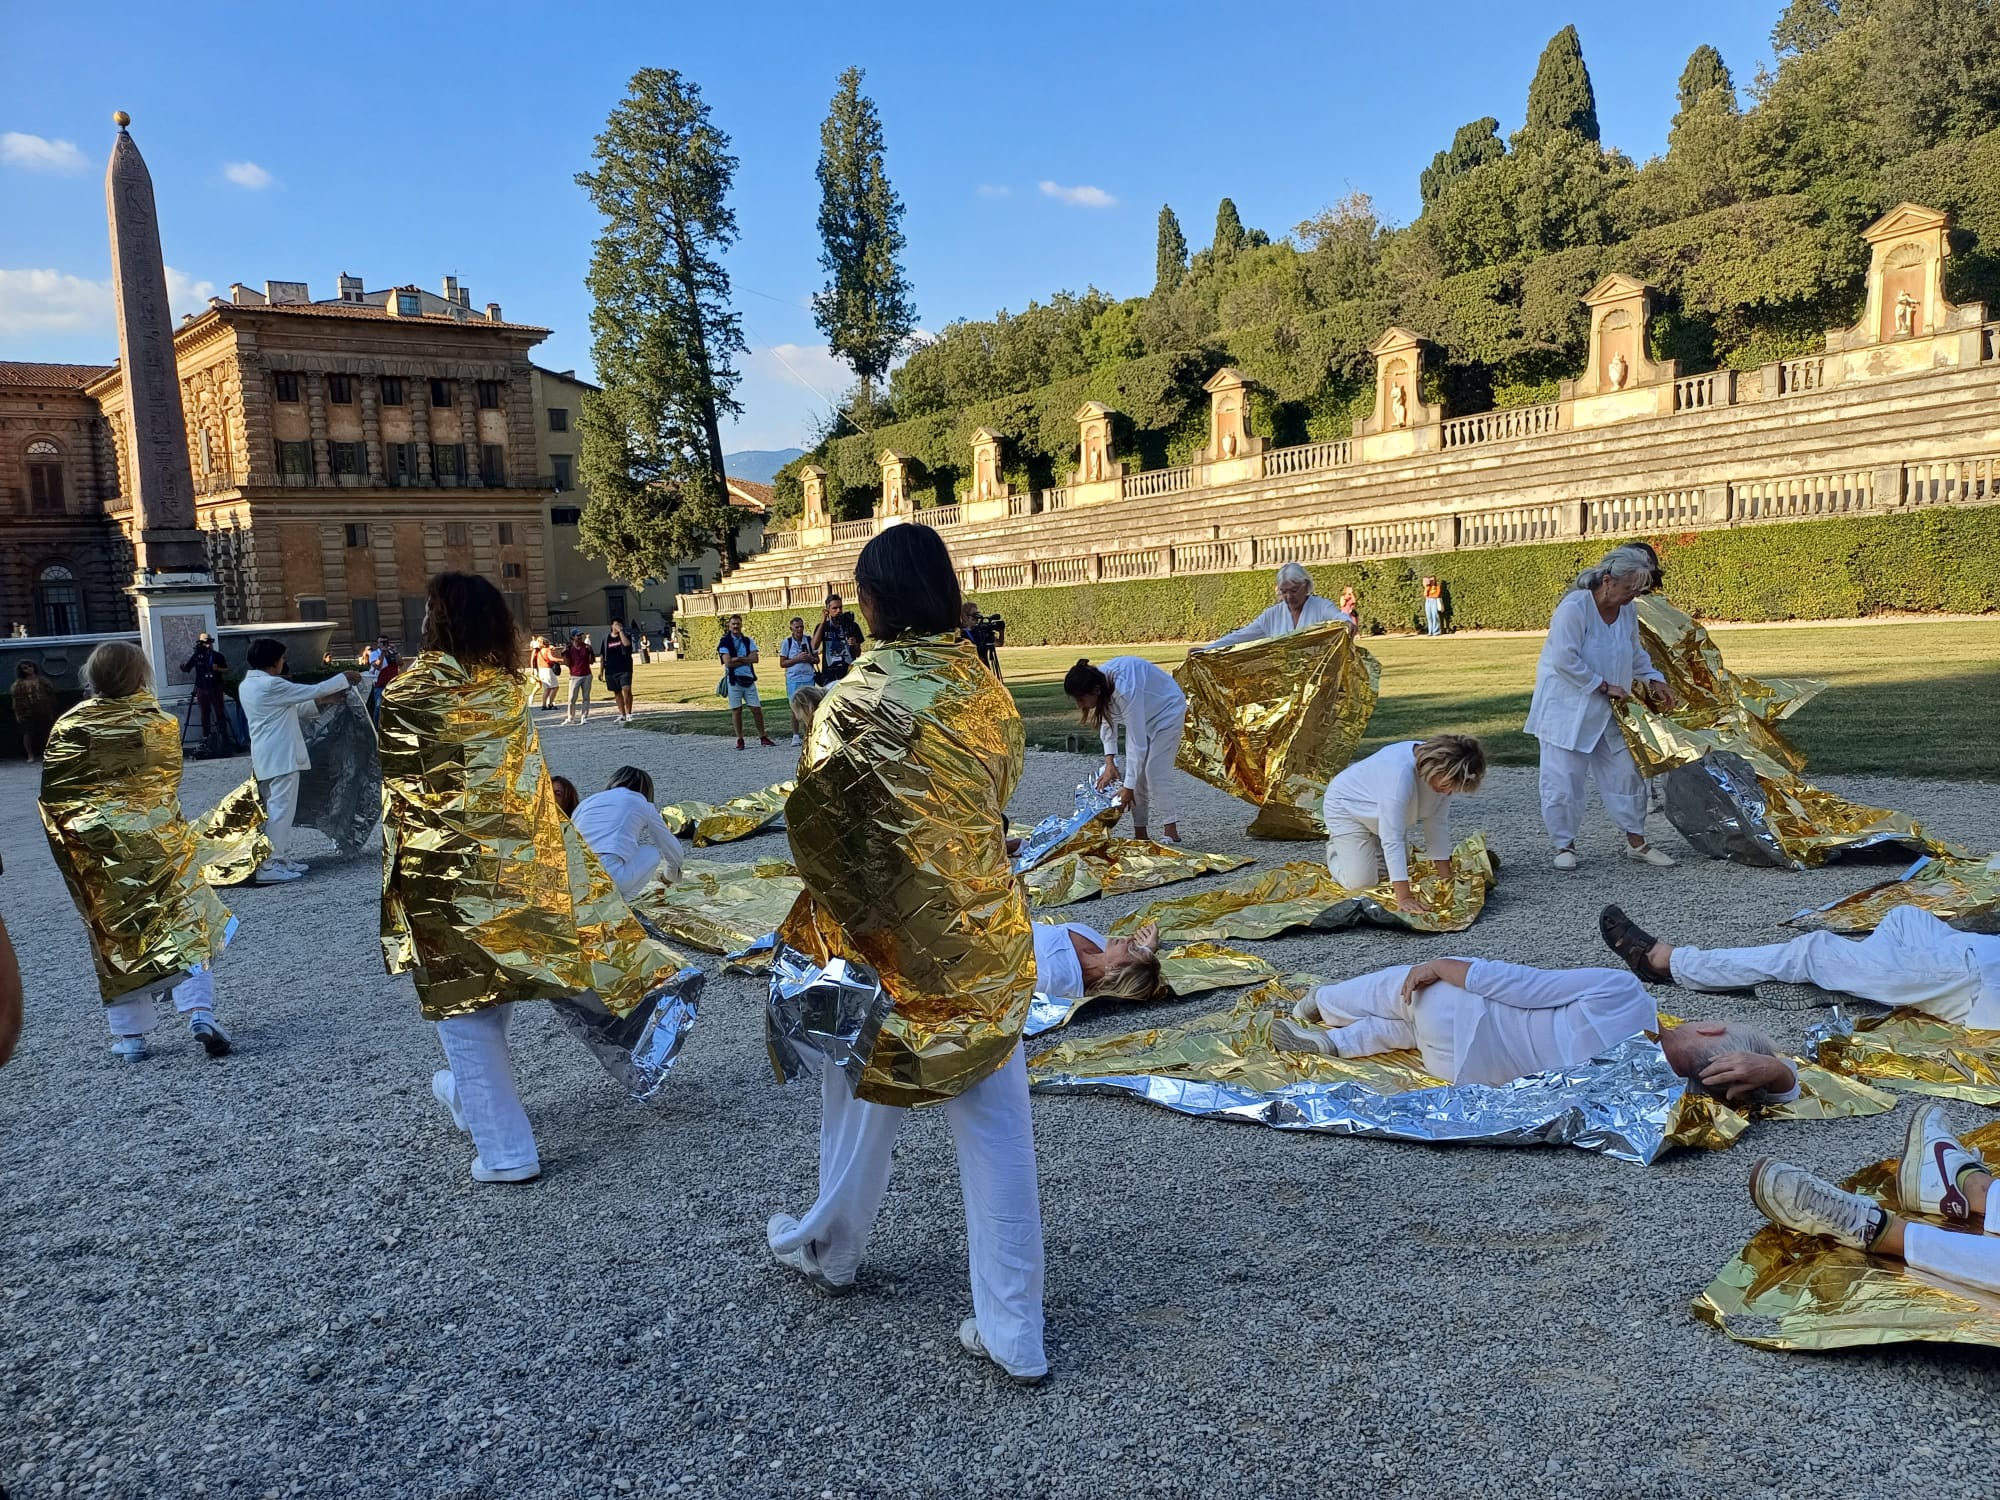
<box><xmin>1122</xmin><ymin>465</ymin><xmax>1197</xmax><ymax>500</ymax></box>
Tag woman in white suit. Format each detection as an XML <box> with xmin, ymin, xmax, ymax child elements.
<box><xmin>1524</xmin><ymin>546</ymin><xmax>1680</xmax><ymax>870</ymax></box>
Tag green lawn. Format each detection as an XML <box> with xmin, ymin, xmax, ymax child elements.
<box><xmin>631</xmin><ymin>621</ymin><xmax>2000</xmax><ymax>780</ymax></box>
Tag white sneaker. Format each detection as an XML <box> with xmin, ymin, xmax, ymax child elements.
<box><xmin>1623</xmin><ymin>842</ymin><xmax>1677</xmax><ymax>868</ymax></box>
<box><xmin>1552</xmin><ymin>849</ymin><xmax>1578</xmax><ymax>871</ymax></box>
<box><xmin>432</xmin><ymin>1069</ymin><xmax>467</xmax><ymax>1132</ymax></box>
<box><xmin>278</xmin><ymin>858</ymin><xmax>310</xmax><ymax>875</ymax></box>
<box><xmin>790</xmin><ymin>733</ymin><xmax>802</xmax><ymax>747</ymax></box>
<box><xmin>1268</xmin><ymin>1015</ymin><xmax>1332</xmax><ymax>1055</ymax></box>
<box><xmin>470</xmin><ymin>1155</ymin><xmax>540</xmax><ymax>1184</ymax></box>
<box><xmin>111</xmin><ymin>1035</ymin><xmax>148</xmax><ymax>1064</ymax></box>
<box><xmin>957</xmin><ymin>1316</ymin><xmax>1046</xmax><ymax>1385</ymax></box>
<box><xmin>1749</xmin><ymin>1158</ymin><xmax>1881</xmax><ymax>1249</ymax></box>
<box><xmin>1898</xmin><ymin>1103</ymin><xmax>1982</xmax><ymax>1222</ymax></box>
<box><xmin>254</xmin><ymin>862</ymin><xmax>303</xmax><ymax>884</ymax></box>
<box><xmin>766</xmin><ymin>1213</ymin><xmax>855</xmax><ymax>1295</ymax></box>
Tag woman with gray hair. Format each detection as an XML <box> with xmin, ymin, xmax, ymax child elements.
<box><xmin>1524</xmin><ymin>546</ymin><xmax>1680</xmax><ymax>870</ymax></box>
<box><xmin>1203</xmin><ymin>562</ymin><xmax>1357</xmax><ymax>649</ymax></box>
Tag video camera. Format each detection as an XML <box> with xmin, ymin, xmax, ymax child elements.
<box><xmin>968</xmin><ymin>613</ymin><xmax>1006</xmax><ymax>648</ymax></box>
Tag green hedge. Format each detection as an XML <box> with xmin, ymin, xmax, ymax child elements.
<box><xmin>681</xmin><ymin>506</ymin><xmax>2000</xmax><ymax>658</ymax></box>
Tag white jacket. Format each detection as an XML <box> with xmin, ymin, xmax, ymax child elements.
<box><xmin>1322</xmin><ymin>740</ymin><xmax>1451</xmax><ymax>884</ymax></box>
<box><xmin>571</xmin><ymin>787</ymin><xmax>687</xmax><ymax>897</ymax></box>
<box><xmin>238</xmin><ymin>669</ymin><xmax>347</xmax><ymax>779</ymax></box>
<box><xmin>1096</xmin><ymin>656</ymin><xmax>1186</xmax><ymax>763</ymax></box>
<box><xmin>1523</xmin><ymin>589</ymin><xmax>1664</xmax><ymax>752</ymax></box>
<box><xmin>1207</xmin><ymin>593</ymin><xmax>1352</xmax><ymax>650</ymax></box>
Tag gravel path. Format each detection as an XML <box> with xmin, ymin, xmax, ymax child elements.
<box><xmin>4</xmin><ymin>709</ymin><xmax>1997</xmax><ymax>1500</ymax></box>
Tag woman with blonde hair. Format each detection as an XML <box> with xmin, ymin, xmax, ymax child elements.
<box><xmin>1032</xmin><ymin>919</ymin><xmax>1162</xmax><ymax>1004</ymax></box>
<box><xmin>1321</xmin><ymin>734</ymin><xmax>1486</xmax><ymax>912</ymax></box>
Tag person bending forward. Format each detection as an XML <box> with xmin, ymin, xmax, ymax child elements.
<box><xmin>570</xmin><ymin>766</ymin><xmax>687</xmax><ymax>899</ymax></box>
<box><xmin>1322</xmin><ymin>735</ymin><xmax>1485</xmax><ymax>913</ymax></box>
<box><xmin>1064</xmin><ymin>655</ymin><xmax>1188</xmax><ymax>844</ymax></box>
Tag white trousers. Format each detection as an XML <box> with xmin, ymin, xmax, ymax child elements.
<box><xmin>1670</xmin><ymin>905</ymin><xmax>1984</xmax><ymax>1023</ymax></box>
<box><xmin>1324</xmin><ymin>822</ymin><xmax>1386</xmax><ymax>890</ymax></box>
<box><xmin>1123</xmin><ymin>720</ymin><xmax>1184</xmax><ymax>831</ymax></box>
<box><xmin>260</xmin><ymin>771</ymin><xmax>300</xmax><ymax>859</ymax></box>
<box><xmin>599</xmin><ymin>845</ymin><xmax>664</xmax><ymax>901</ymax></box>
<box><xmin>435</xmin><ymin>1005</ymin><xmax>540</xmax><ymax>1175</ymax></box>
<box><xmin>770</xmin><ymin>1042</ymin><xmax>1047</xmax><ymax>1377</ymax></box>
<box><xmin>1299</xmin><ymin>967</ymin><xmax>1423</xmax><ymax>1059</ymax></box>
<box><xmin>1536</xmin><ymin>730</ymin><xmax>1647</xmax><ymax>848</ymax></box>
<box><xmin>566</xmin><ymin>675</ymin><xmax>592</xmax><ymax>714</ymax></box>
<box><xmin>104</xmin><ymin>966</ymin><xmax>216</xmax><ymax>1037</ymax></box>
<box><xmin>1906</xmin><ymin>1195</ymin><xmax>2000</xmax><ymax>1294</ymax></box>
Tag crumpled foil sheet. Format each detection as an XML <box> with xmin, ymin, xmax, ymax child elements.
<box><xmin>1695</xmin><ymin>1121</ymin><xmax>2000</xmax><ymax>1352</ymax></box>
<box><xmin>1025</xmin><ymin>836</ymin><xmax>1253</xmax><ymax>909</ymax></box>
<box><xmin>1022</xmin><ymin>941</ymin><xmax>1278</xmax><ymax>1039</ymax></box>
<box><xmin>1788</xmin><ymin>853</ymin><xmax>2000</xmax><ymax>934</ymax></box>
<box><xmin>1806</xmin><ymin>1006</ymin><xmax>2000</xmax><ymax>1104</ymax></box>
<box><xmin>194</xmin><ymin>778</ymin><xmax>271</xmax><ymax>888</ymax></box>
<box><xmin>1010</xmin><ymin>781</ymin><xmax>1122</xmax><ymax>874</ymax></box>
<box><xmin>1633</xmin><ymin>595</ymin><xmax>1823</xmax><ymax>774</ymax></box>
<box><xmin>766</xmin><ymin>943</ymin><xmax>895</xmax><ymax>1092</ymax></box>
<box><xmin>1031</xmin><ymin>981</ymin><xmax>1885</xmax><ymax>1162</ymax></box>
<box><xmin>659</xmin><ymin>781</ymin><xmax>794</xmax><ymax>846</ymax></box>
<box><xmin>548</xmin><ymin>964</ymin><xmax>706</xmax><ymax>1103</ymax></box>
<box><xmin>634</xmin><ymin>857</ymin><xmax>802</xmax><ymax>954</ymax></box>
<box><xmin>776</xmin><ymin>633</ymin><xmax>1033</xmax><ymax>1107</ymax></box>
<box><xmin>378</xmin><ymin>652</ymin><xmax>683</xmax><ymax>1021</ymax></box>
<box><xmin>1175</xmin><ymin>620</ymin><xmax>1380</xmax><ymax>840</ymax></box>
<box><xmin>1108</xmin><ymin>835</ymin><xmax>1497</xmax><ymax>941</ymax></box>
<box><xmin>39</xmin><ymin>692</ymin><xmax>235</xmax><ymax>1003</ymax></box>
<box><xmin>293</xmin><ymin>690</ymin><xmax>382</xmax><ymax>854</ymax></box>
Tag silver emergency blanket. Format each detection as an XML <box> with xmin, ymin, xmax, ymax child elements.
<box><xmin>766</xmin><ymin>944</ymin><xmax>896</xmax><ymax>1092</ymax></box>
<box><xmin>1661</xmin><ymin>750</ymin><xmax>1947</xmax><ymax>870</ymax></box>
<box><xmin>293</xmin><ymin>691</ymin><xmax>382</xmax><ymax>854</ymax></box>
<box><xmin>1010</xmin><ymin>781</ymin><xmax>1122</xmax><ymax>874</ymax></box>
<box><xmin>548</xmin><ymin>965</ymin><xmax>706</xmax><ymax>1103</ymax></box>
<box><xmin>1032</xmin><ymin>1031</ymin><xmax>1701</xmax><ymax>1165</ymax></box>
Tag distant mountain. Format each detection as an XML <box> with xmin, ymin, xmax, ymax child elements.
<box><xmin>724</xmin><ymin>448</ymin><xmax>806</xmax><ymax>485</ymax></box>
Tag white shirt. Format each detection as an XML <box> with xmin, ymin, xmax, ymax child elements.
<box><xmin>1207</xmin><ymin>593</ymin><xmax>1353</xmax><ymax>650</ymax></box>
<box><xmin>1096</xmin><ymin>656</ymin><xmax>1186</xmax><ymax>762</ymax></box>
<box><xmin>1031</xmin><ymin>921</ymin><xmax>1106</xmax><ymax>1001</ymax></box>
<box><xmin>778</xmin><ymin>633</ymin><xmax>816</xmax><ymax>695</ymax></box>
<box><xmin>570</xmin><ymin>788</ymin><xmax>686</xmax><ymax>896</ymax></box>
<box><xmin>1523</xmin><ymin>589</ymin><xmax>1665</xmax><ymax>752</ymax></box>
<box><xmin>1435</xmin><ymin>959</ymin><xmax>1659</xmax><ymax>1087</ymax></box>
<box><xmin>1322</xmin><ymin>740</ymin><xmax>1451</xmax><ymax>884</ymax></box>
<box><xmin>237</xmin><ymin>669</ymin><xmax>347</xmax><ymax>779</ymax></box>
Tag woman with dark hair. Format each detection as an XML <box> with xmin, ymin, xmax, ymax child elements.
<box><xmin>571</xmin><ymin>765</ymin><xmax>686</xmax><ymax>898</ymax></box>
<box><xmin>12</xmin><ymin>660</ymin><xmax>56</xmax><ymax>761</ymax></box>
<box><xmin>602</xmin><ymin>621</ymin><xmax>637</xmax><ymax>724</ymax></box>
<box><xmin>767</xmin><ymin>524</ymin><xmax>1049</xmax><ymax>1384</ymax></box>
<box><xmin>1063</xmin><ymin>655</ymin><xmax>1188</xmax><ymax>844</ymax></box>
<box><xmin>381</xmin><ymin>573</ymin><xmax>678</xmax><ymax>1184</ymax></box>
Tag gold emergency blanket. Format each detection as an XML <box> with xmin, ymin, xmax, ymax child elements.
<box><xmin>378</xmin><ymin>653</ymin><xmax>681</xmax><ymax>1020</ymax></box>
<box><xmin>194</xmin><ymin>778</ymin><xmax>271</xmax><ymax>888</ymax></box>
<box><xmin>1695</xmin><ymin>1122</ymin><xmax>2000</xmax><ymax>1351</ymax></box>
<box><xmin>1023</xmin><ymin>942</ymin><xmax>1278</xmax><ymax>1039</ymax></box>
<box><xmin>1789</xmin><ymin>854</ymin><xmax>2000</xmax><ymax>935</ymax></box>
<box><xmin>38</xmin><ymin>693</ymin><xmax>233</xmax><ymax>1003</ymax></box>
<box><xmin>660</xmin><ymin>781</ymin><xmax>794</xmax><ymax>845</ymax></box>
<box><xmin>1025</xmin><ymin>836</ymin><xmax>1253</xmax><ymax>909</ymax></box>
<box><xmin>1175</xmin><ymin>621</ymin><xmax>1379</xmax><ymax>840</ymax></box>
<box><xmin>1633</xmin><ymin>595</ymin><xmax>1823</xmax><ymax>773</ymax></box>
<box><xmin>1808</xmin><ymin>1008</ymin><xmax>2000</xmax><ymax>1105</ymax></box>
<box><xmin>776</xmin><ymin>634</ymin><xmax>1034</xmax><ymax>1108</ymax></box>
<box><xmin>1109</xmin><ymin>836</ymin><xmax>1496</xmax><ymax>941</ymax></box>
<box><xmin>635</xmin><ymin>857</ymin><xmax>803</xmax><ymax>955</ymax></box>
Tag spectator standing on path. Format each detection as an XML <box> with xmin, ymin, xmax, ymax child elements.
<box><xmin>237</xmin><ymin>638</ymin><xmax>361</xmax><ymax>884</ymax></box>
<box><xmin>602</xmin><ymin>622</ymin><xmax>637</xmax><ymax>725</ymax></box>
<box><xmin>779</xmin><ymin>616</ymin><xmax>816</xmax><ymax>746</ymax></box>
<box><xmin>370</xmin><ymin>646</ymin><xmax>402</xmax><ymax>726</ymax></box>
<box><xmin>12</xmin><ymin>661</ymin><xmax>57</xmax><ymax>762</ymax></box>
<box><xmin>562</xmin><ymin>631</ymin><xmax>596</xmax><ymax>725</ymax></box>
<box><xmin>718</xmin><ymin>612</ymin><xmax>776</xmax><ymax>750</ymax></box>
<box><xmin>1339</xmin><ymin>584</ymin><xmax>1359</xmax><ymax>625</ymax></box>
<box><xmin>812</xmin><ymin>592</ymin><xmax>855</xmax><ymax>685</ymax></box>
<box><xmin>1422</xmin><ymin>577</ymin><xmax>1445</xmax><ymax>637</ymax></box>
<box><xmin>180</xmin><ymin>632</ymin><xmax>232</xmax><ymax>748</ymax></box>
<box><xmin>532</xmin><ymin>635</ymin><xmax>561</xmax><ymax>712</ymax></box>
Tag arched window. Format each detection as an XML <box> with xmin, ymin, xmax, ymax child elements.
<box><xmin>37</xmin><ymin>561</ymin><xmax>84</xmax><ymax>636</ymax></box>
<box><xmin>26</xmin><ymin>439</ymin><xmax>66</xmax><ymax>514</ymax></box>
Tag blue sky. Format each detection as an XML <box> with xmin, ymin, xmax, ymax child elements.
<box><xmin>1</xmin><ymin>0</ymin><xmax>1780</xmax><ymax>451</ymax></box>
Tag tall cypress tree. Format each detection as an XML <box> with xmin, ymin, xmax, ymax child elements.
<box><xmin>574</xmin><ymin>68</ymin><xmax>746</xmax><ymax>578</ymax></box>
<box><xmin>1676</xmin><ymin>44</ymin><xmax>1735</xmax><ymax>118</ymax></box>
<box><xmin>812</xmin><ymin>66</ymin><xmax>916</xmax><ymax>413</ymax></box>
<box><xmin>1419</xmin><ymin>117</ymin><xmax>1505</xmax><ymax>206</ymax></box>
<box><xmin>1154</xmin><ymin>205</ymin><xmax>1188</xmax><ymax>291</ymax></box>
<box><xmin>1523</xmin><ymin>25</ymin><xmax>1601</xmax><ymax>142</ymax></box>
<box><xmin>1213</xmin><ymin>197</ymin><xmax>1247</xmax><ymax>260</ymax></box>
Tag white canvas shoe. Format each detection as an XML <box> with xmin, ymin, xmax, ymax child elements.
<box><xmin>957</xmin><ymin>1317</ymin><xmax>1046</xmax><ymax>1385</ymax></box>
<box><xmin>1623</xmin><ymin>842</ymin><xmax>1677</xmax><ymax>868</ymax></box>
<box><xmin>1552</xmin><ymin>849</ymin><xmax>1579</xmax><ymax>871</ymax></box>
<box><xmin>765</xmin><ymin>1213</ymin><xmax>854</xmax><ymax>1295</ymax></box>
<box><xmin>470</xmin><ymin>1156</ymin><xmax>540</xmax><ymax>1184</ymax></box>
<box><xmin>1749</xmin><ymin>1158</ymin><xmax>1880</xmax><ymax>1248</ymax></box>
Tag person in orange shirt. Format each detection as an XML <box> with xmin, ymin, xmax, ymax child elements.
<box><xmin>1422</xmin><ymin>576</ymin><xmax>1445</xmax><ymax>636</ymax></box>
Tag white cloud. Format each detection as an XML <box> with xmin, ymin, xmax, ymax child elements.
<box><xmin>223</xmin><ymin>160</ymin><xmax>273</xmax><ymax>189</ymax></box>
<box><xmin>1038</xmin><ymin>180</ymin><xmax>1115</xmax><ymax>208</ymax></box>
<box><xmin>747</xmin><ymin>341</ymin><xmax>854</xmax><ymax>400</ymax></box>
<box><xmin>0</xmin><ymin>266</ymin><xmax>218</xmax><ymax>337</ymax></box>
<box><xmin>976</xmin><ymin>184</ymin><xmax>1011</xmax><ymax>199</ymax></box>
<box><xmin>1</xmin><ymin>132</ymin><xmax>88</xmax><ymax>173</ymax></box>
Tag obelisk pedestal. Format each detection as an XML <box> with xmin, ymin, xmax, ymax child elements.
<box><xmin>106</xmin><ymin>110</ymin><xmax>216</xmax><ymax>703</ymax></box>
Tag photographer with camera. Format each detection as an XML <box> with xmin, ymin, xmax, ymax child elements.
<box><xmin>961</xmin><ymin>599</ymin><xmax>1005</xmax><ymax>680</ymax></box>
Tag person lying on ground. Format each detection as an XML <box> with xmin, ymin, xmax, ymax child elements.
<box><xmin>1032</xmin><ymin>920</ymin><xmax>1161</xmax><ymax>1003</ymax></box>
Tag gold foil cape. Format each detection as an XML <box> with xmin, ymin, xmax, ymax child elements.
<box><xmin>660</xmin><ymin>781</ymin><xmax>794</xmax><ymax>846</ymax></box>
<box><xmin>378</xmin><ymin>652</ymin><xmax>682</xmax><ymax>1021</ymax></box>
<box><xmin>1025</xmin><ymin>836</ymin><xmax>1253</xmax><ymax>909</ymax></box>
<box><xmin>1695</xmin><ymin>1122</ymin><xmax>2000</xmax><ymax>1352</ymax></box>
<box><xmin>1023</xmin><ymin>942</ymin><xmax>1277</xmax><ymax>1039</ymax></box>
<box><xmin>1633</xmin><ymin>595</ymin><xmax>1822</xmax><ymax>773</ymax></box>
<box><xmin>194</xmin><ymin>778</ymin><xmax>271</xmax><ymax>888</ymax></box>
<box><xmin>1807</xmin><ymin>1007</ymin><xmax>2000</xmax><ymax>1104</ymax></box>
<box><xmin>38</xmin><ymin>693</ymin><xmax>234</xmax><ymax>1003</ymax></box>
<box><xmin>773</xmin><ymin>634</ymin><xmax>1034</xmax><ymax>1108</ymax></box>
<box><xmin>635</xmin><ymin>857</ymin><xmax>802</xmax><ymax>955</ymax></box>
<box><xmin>1109</xmin><ymin>836</ymin><xmax>1496</xmax><ymax>941</ymax></box>
<box><xmin>1175</xmin><ymin>622</ymin><xmax>1380</xmax><ymax>840</ymax></box>
<box><xmin>1789</xmin><ymin>854</ymin><xmax>2000</xmax><ymax>935</ymax></box>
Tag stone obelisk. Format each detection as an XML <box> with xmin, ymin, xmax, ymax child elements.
<box><xmin>106</xmin><ymin>110</ymin><xmax>215</xmax><ymax>702</ymax></box>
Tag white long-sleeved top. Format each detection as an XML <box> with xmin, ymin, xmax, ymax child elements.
<box><xmin>238</xmin><ymin>669</ymin><xmax>348</xmax><ymax>779</ymax></box>
<box><xmin>1523</xmin><ymin>588</ymin><xmax>1665</xmax><ymax>752</ymax></box>
<box><xmin>1321</xmin><ymin>740</ymin><xmax>1451</xmax><ymax>884</ymax></box>
<box><xmin>1207</xmin><ymin>593</ymin><xmax>1353</xmax><ymax>650</ymax></box>
<box><xmin>1031</xmin><ymin>921</ymin><xmax>1107</xmax><ymax>1001</ymax></box>
<box><xmin>1095</xmin><ymin>656</ymin><xmax>1186</xmax><ymax>763</ymax></box>
<box><xmin>570</xmin><ymin>787</ymin><xmax>686</xmax><ymax>897</ymax></box>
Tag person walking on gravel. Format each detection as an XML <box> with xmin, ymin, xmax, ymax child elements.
<box><xmin>561</xmin><ymin>631</ymin><xmax>596</xmax><ymax>724</ymax></box>
<box><xmin>602</xmin><ymin>621</ymin><xmax>637</xmax><ymax>725</ymax></box>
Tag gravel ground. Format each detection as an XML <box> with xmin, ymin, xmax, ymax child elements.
<box><xmin>4</xmin><ymin>709</ymin><xmax>1998</xmax><ymax>1500</ymax></box>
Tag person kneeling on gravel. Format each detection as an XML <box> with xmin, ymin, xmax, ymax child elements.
<box><xmin>569</xmin><ymin>766</ymin><xmax>686</xmax><ymax>899</ymax></box>
<box><xmin>1269</xmin><ymin>955</ymin><xmax>1797</xmax><ymax>1102</ymax></box>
